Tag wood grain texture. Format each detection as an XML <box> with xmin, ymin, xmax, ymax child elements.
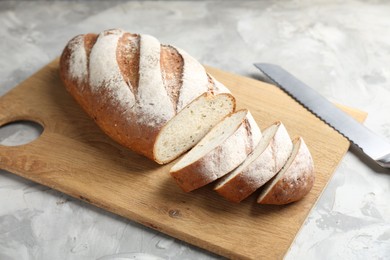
<box><xmin>0</xmin><ymin>59</ymin><xmax>366</xmax><ymax>260</ymax></box>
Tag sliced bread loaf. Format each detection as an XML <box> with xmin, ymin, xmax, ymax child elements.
<box><xmin>214</xmin><ymin>122</ymin><xmax>293</xmax><ymax>203</ymax></box>
<box><xmin>59</xmin><ymin>29</ymin><xmax>233</xmax><ymax>164</ymax></box>
<box><xmin>257</xmin><ymin>137</ymin><xmax>315</xmax><ymax>205</ymax></box>
<box><xmin>170</xmin><ymin>109</ymin><xmax>262</xmax><ymax>192</ymax></box>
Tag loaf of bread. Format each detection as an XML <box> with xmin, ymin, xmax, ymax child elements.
<box><xmin>257</xmin><ymin>137</ymin><xmax>315</xmax><ymax>205</ymax></box>
<box><xmin>59</xmin><ymin>29</ymin><xmax>235</xmax><ymax>164</ymax></box>
<box><xmin>60</xmin><ymin>29</ymin><xmax>315</xmax><ymax>205</ymax></box>
<box><xmin>215</xmin><ymin>122</ymin><xmax>293</xmax><ymax>202</ymax></box>
<box><xmin>170</xmin><ymin>110</ymin><xmax>261</xmax><ymax>192</ymax></box>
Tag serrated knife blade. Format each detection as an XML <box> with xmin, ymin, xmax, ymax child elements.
<box><xmin>254</xmin><ymin>63</ymin><xmax>390</xmax><ymax>168</ymax></box>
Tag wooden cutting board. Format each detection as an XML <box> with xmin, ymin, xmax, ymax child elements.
<box><xmin>0</xmin><ymin>59</ymin><xmax>366</xmax><ymax>259</ymax></box>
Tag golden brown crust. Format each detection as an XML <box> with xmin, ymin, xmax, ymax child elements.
<box><xmin>84</xmin><ymin>33</ymin><xmax>99</xmax><ymax>59</ymax></box>
<box><xmin>215</xmin><ymin>173</ymin><xmax>260</xmax><ymax>203</ymax></box>
<box><xmin>170</xmin><ymin>110</ymin><xmax>259</xmax><ymax>192</ymax></box>
<box><xmin>170</xmin><ymin>158</ymin><xmax>214</xmax><ymax>192</ymax></box>
<box><xmin>160</xmin><ymin>45</ymin><xmax>183</xmax><ymax>112</ymax></box>
<box><xmin>214</xmin><ymin>142</ymin><xmax>275</xmax><ymax>203</ymax></box>
<box><xmin>258</xmin><ymin>137</ymin><xmax>315</xmax><ymax>205</ymax></box>
<box><xmin>214</xmin><ymin>122</ymin><xmax>294</xmax><ymax>203</ymax></box>
<box><xmin>117</xmin><ymin>32</ymin><xmax>140</xmax><ymax>92</ymax></box>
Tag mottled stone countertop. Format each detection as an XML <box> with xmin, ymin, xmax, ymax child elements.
<box><xmin>0</xmin><ymin>1</ymin><xmax>389</xmax><ymax>259</ymax></box>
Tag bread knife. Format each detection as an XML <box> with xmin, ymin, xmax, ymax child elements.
<box><xmin>254</xmin><ymin>63</ymin><xmax>390</xmax><ymax>168</ymax></box>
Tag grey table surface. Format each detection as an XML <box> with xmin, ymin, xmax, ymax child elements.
<box><xmin>0</xmin><ymin>1</ymin><xmax>389</xmax><ymax>259</ymax></box>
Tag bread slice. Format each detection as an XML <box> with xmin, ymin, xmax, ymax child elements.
<box><xmin>257</xmin><ymin>137</ymin><xmax>315</xmax><ymax>205</ymax></box>
<box><xmin>214</xmin><ymin>122</ymin><xmax>293</xmax><ymax>203</ymax></box>
<box><xmin>170</xmin><ymin>109</ymin><xmax>262</xmax><ymax>192</ymax></box>
<box><xmin>154</xmin><ymin>93</ymin><xmax>235</xmax><ymax>164</ymax></box>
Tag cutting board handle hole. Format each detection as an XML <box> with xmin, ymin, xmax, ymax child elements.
<box><xmin>0</xmin><ymin>120</ymin><xmax>43</xmax><ymax>146</ymax></box>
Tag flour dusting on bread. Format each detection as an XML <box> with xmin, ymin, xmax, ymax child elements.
<box><xmin>170</xmin><ymin>110</ymin><xmax>261</xmax><ymax>192</ymax></box>
<box><xmin>137</xmin><ymin>34</ymin><xmax>175</xmax><ymax>127</ymax></box>
<box><xmin>176</xmin><ymin>48</ymin><xmax>210</xmax><ymax>112</ymax></box>
<box><xmin>89</xmin><ymin>29</ymin><xmax>136</xmax><ymax>109</ymax></box>
<box><xmin>68</xmin><ymin>35</ymin><xmax>88</xmax><ymax>84</ymax></box>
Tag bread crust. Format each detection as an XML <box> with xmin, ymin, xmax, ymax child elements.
<box><xmin>215</xmin><ymin>122</ymin><xmax>293</xmax><ymax>203</ymax></box>
<box><xmin>257</xmin><ymin>137</ymin><xmax>315</xmax><ymax>205</ymax></box>
<box><xmin>215</xmin><ymin>141</ymin><xmax>275</xmax><ymax>203</ymax></box>
<box><xmin>59</xmin><ymin>29</ymin><xmax>231</xmax><ymax>163</ymax></box>
<box><xmin>60</xmin><ymin>32</ymin><xmax>156</xmax><ymax>159</ymax></box>
<box><xmin>170</xmin><ymin>110</ymin><xmax>261</xmax><ymax>192</ymax></box>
